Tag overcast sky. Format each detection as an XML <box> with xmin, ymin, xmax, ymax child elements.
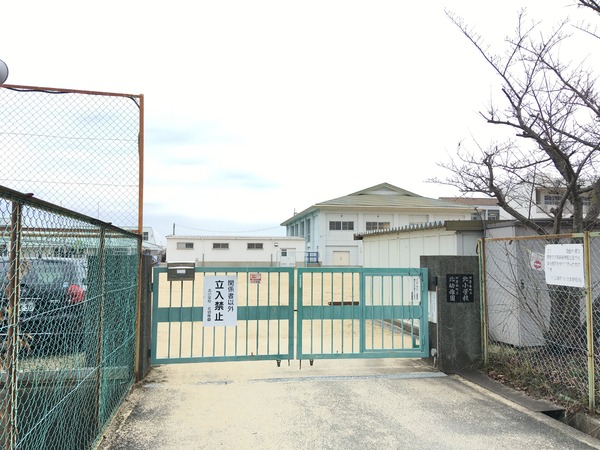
<box><xmin>0</xmin><ymin>1</ymin><xmax>592</xmax><ymax>244</ymax></box>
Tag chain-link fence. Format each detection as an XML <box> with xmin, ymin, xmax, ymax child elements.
<box><xmin>0</xmin><ymin>185</ymin><xmax>140</xmax><ymax>449</ymax></box>
<box><xmin>0</xmin><ymin>85</ymin><xmax>142</xmax><ymax>230</ymax></box>
<box><xmin>481</xmin><ymin>232</ymin><xmax>600</xmax><ymax>414</ymax></box>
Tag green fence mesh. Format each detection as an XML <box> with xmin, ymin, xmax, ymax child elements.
<box><xmin>0</xmin><ymin>186</ymin><xmax>140</xmax><ymax>449</ymax></box>
<box><xmin>481</xmin><ymin>233</ymin><xmax>600</xmax><ymax>414</ymax></box>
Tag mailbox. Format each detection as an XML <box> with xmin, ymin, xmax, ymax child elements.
<box><xmin>167</xmin><ymin>261</ymin><xmax>196</xmax><ymax>281</ymax></box>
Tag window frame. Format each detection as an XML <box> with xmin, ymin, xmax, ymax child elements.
<box><xmin>544</xmin><ymin>194</ymin><xmax>562</xmax><ymax>205</ymax></box>
<box><xmin>365</xmin><ymin>221</ymin><xmax>390</xmax><ymax>231</ymax></box>
<box><xmin>487</xmin><ymin>209</ymin><xmax>500</xmax><ymax>220</ymax></box>
<box><xmin>329</xmin><ymin>221</ymin><xmax>354</xmax><ymax>231</ymax></box>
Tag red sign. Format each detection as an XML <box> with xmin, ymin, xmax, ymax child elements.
<box><xmin>533</xmin><ymin>260</ymin><xmax>542</xmax><ymax>270</ymax></box>
<box><xmin>249</xmin><ymin>273</ymin><xmax>262</xmax><ymax>284</ymax></box>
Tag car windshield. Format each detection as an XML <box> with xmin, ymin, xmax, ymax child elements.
<box><xmin>0</xmin><ymin>259</ymin><xmax>77</xmax><ymax>287</ymax></box>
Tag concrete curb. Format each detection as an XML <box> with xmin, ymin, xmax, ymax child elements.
<box><xmin>457</xmin><ymin>368</ymin><xmax>600</xmax><ymax>444</ymax></box>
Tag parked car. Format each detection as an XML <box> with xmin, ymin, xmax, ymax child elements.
<box><xmin>0</xmin><ymin>257</ymin><xmax>88</xmax><ymax>354</ymax></box>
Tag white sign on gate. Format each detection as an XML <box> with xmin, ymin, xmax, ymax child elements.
<box><xmin>409</xmin><ymin>276</ymin><xmax>421</xmax><ymax>305</ymax></box>
<box><xmin>203</xmin><ymin>275</ymin><xmax>238</xmax><ymax>326</ymax></box>
<box><xmin>544</xmin><ymin>244</ymin><xmax>585</xmax><ymax>288</ymax></box>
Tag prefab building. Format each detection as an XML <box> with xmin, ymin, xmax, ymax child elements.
<box><xmin>166</xmin><ymin>235</ymin><xmax>306</xmax><ymax>267</ymax></box>
<box><xmin>356</xmin><ymin>221</ymin><xmax>483</xmax><ymax>268</ymax></box>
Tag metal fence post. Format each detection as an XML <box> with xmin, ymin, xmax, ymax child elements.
<box><xmin>584</xmin><ymin>231</ymin><xmax>595</xmax><ymax>414</ymax></box>
<box><xmin>94</xmin><ymin>227</ymin><xmax>107</xmax><ymax>434</ymax></box>
<box><xmin>2</xmin><ymin>201</ymin><xmax>23</xmax><ymax>450</ymax></box>
<box><xmin>479</xmin><ymin>238</ymin><xmax>489</xmax><ymax>365</ymax></box>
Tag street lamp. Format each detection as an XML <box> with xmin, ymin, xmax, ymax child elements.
<box><xmin>0</xmin><ymin>59</ymin><xmax>9</xmax><ymax>84</ymax></box>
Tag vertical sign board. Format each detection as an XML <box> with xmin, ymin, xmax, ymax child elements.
<box><xmin>428</xmin><ymin>291</ymin><xmax>437</xmax><ymax>323</ymax></box>
<box><xmin>203</xmin><ymin>275</ymin><xmax>238</xmax><ymax>326</ymax></box>
<box><xmin>409</xmin><ymin>276</ymin><xmax>421</xmax><ymax>305</ymax></box>
<box><xmin>545</xmin><ymin>244</ymin><xmax>585</xmax><ymax>287</ymax></box>
<box><xmin>446</xmin><ymin>274</ymin><xmax>474</xmax><ymax>303</ymax></box>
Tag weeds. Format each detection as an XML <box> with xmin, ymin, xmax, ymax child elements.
<box><xmin>484</xmin><ymin>344</ymin><xmax>591</xmax><ymax>415</ymax></box>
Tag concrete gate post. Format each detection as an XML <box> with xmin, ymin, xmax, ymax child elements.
<box><xmin>420</xmin><ymin>256</ymin><xmax>482</xmax><ymax>374</ymax></box>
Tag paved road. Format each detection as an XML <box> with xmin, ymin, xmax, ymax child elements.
<box><xmin>97</xmin><ymin>359</ymin><xmax>600</xmax><ymax>450</ymax></box>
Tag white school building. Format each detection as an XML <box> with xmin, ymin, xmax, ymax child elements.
<box><xmin>166</xmin><ymin>235</ymin><xmax>306</xmax><ymax>267</ymax></box>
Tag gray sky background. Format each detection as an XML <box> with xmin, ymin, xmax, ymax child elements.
<box><xmin>1</xmin><ymin>1</ymin><xmax>593</xmax><ymax>244</ymax></box>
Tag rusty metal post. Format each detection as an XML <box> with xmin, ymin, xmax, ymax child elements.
<box><xmin>4</xmin><ymin>201</ymin><xmax>23</xmax><ymax>449</ymax></box>
<box><xmin>134</xmin><ymin>93</ymin><xmax>144</xmax><ymax>381</ymax></box>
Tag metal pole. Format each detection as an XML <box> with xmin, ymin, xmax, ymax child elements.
<box><xmin>4</xmin><ymin>201</ymin><xmax>22</xmax><ymax>449</ymax></box>
<box><xmin>134</xmin><ymin>93</ymin><xmax>144</xmax><ymax>380</ymax></box>
<box><xmin>137</xmin><ymin>93</ymin><xmax>144</xmax><ymax>237</ymax></box>
<box><xmin>479</xmin><ymin>238</ymin><xmax>489</xmax><ymax>365</ymax></box>
<box><xmin>94</xmin><ymin>228</ymin><xmax>107</xmax><ymax>429</ymax></box>
<box><xmin>584</xmin><ymin>231</ymin><xmax>595</xmax><ymax>414</ymax></box>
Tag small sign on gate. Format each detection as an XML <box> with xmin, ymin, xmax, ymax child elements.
<box><xmin>203</xmin><ymin>275</ymin><xmax>238</xmax><ymax>326</ymax></box>
<box><xmin>249</xmin><ymin>272</ymin><xmax>262</xmax><ymax>284</ymax></box>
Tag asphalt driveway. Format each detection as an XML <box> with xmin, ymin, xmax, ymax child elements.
<box><xmin>97</xmin><ymin>358</ymin><xmax>600</xmax><ymax>450</ymax></box>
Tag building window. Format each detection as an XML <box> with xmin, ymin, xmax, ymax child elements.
<box><xmin>366</xmin><ymin>221</ymin><xmax>390</xmax><ymax>231</ymax></box>
<box><xmin>213</xmin><ymin>243</ymin><xmax>229</xmax><ymax>249</ymax></box>
<box><xmin>142</xmin><ymin>231</ymin><xmax>149</xmax><ymax>241</ymax></box>
<box><xmin>471</xmin><ymin>211</ymin><xmax>484</xmax><ymax>221</ymax></box>
<box><xmin>409</xmin><ymin>215</ymin><xmax>428</xmax><ymax>225</ymax></box>
<box><xmin>583</xmin><ymin>197</ymin><xmax>591</xmax><ymax>207</ymax></box>
<box><xmin>487</xmin><ymin>209</ymin><xmax>500</xmax><ymax>220</ymax></box>
<box><xmin>544</xmin><ymin>195</ymin><xmax>561</xmax><ymax>205</ymax></box>
<box><xmin>281</xmin><ymin>249</ymin><xmax>287</xmax><ymax>257</ymax></box>
<box><xmin>177</xmin><ymin>242</ymin><xmax>194</xmax><ymax>250</ymax></box>
<box><xmin>247</xmin><ymin>243</ymin><xmax>264</xmax><ymax>250</ymax></box>
<box><xmin>329</xmin><ymin>221</ymin><xmax>354</xmax><ymax>231</ymax></box>
<box><xmin>306</xmin><ymin>218</ymin><xmax>311</xmax><ymax>243</ymax></box>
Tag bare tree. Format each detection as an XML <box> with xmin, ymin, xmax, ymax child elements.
<box><xmin>433</xmin><ymin>6</ymin><xmax>600</xmax><ymax>235</ymax></box>
<box><xmin>434</xmin><ymin>3</ymin><xmax>600</xmax><ymax>352</ymax></box>
<box><xmin>579</xmin><ymin>0</ymin><xmax>600</xmax><ymax>14</ymax></box>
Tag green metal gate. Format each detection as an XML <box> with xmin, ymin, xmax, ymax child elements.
<box><xmin>297</xmin><ymin>267</ymin><xmax>429</xmax><ymax>360</ymax></box>
<box><xmin>151</xmin><ymin>266</ymin><xmax>428</xmax><ymax>364</ymax></box>
<box><xmin>151</xmin><ymin>267</ymin><xmax>294</xmax><ymax>364</ymax></box>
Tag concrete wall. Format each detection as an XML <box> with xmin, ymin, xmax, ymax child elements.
<box><xmin>421</xmin><ymin>255</ymin><xmax>482</xmax><ymax>373</ymax></box>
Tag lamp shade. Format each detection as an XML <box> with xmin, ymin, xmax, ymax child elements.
<box><xmin>0</xmin><ymin>59</ymin><xmax>8</xmax><ymax>84</ymax></box>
